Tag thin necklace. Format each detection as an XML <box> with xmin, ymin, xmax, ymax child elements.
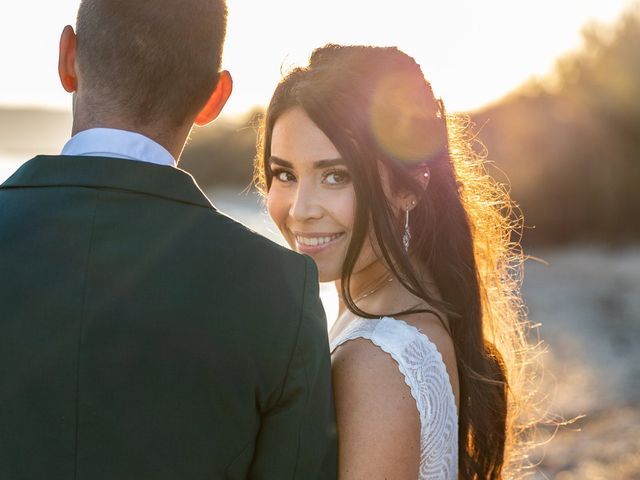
<box><xmin>352</xmin><ymin>274</ymin><xmax>394</xmax><ymax>303</ymax></box>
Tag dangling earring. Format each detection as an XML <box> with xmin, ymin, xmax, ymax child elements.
<box><xmin>403</xmin><ymin>206</ymin><xmax>411</xmax><ymax>253</ymax></box>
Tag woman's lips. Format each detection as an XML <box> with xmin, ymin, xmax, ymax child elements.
<box><xmin>292</xmin><ymin>232</ymin><xmax>345</xmax><ymax>254</ymax></box>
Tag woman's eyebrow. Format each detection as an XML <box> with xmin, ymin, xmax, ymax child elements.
<box><xmin>313</xmin><ymin>158</ymin><xmax>345</xmax><ymax>169</ymax></box>
<box><xmin>268</xmin><ymin>156</ymin><xmax>345</xmax><ymax>169</ymax></box>
<box><xmin>268</xmin><ymin>156</ymin><xmax>293</xmax><ymax>168</ymax></box>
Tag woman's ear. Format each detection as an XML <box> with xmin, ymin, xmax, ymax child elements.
<box><xmin>195</xmin><ymin>70</ymin><xmax>233</xmax><ymax>126</ymax></box>
<box><xmin>400</xmin><ymin>195</ymin><xmax>418</xmax><ymax>212</ymax></box>
<box><xmin>400</xmin><ymin>166</ymin><xmax>430</xmax><ymax>211</ymax></box>
<box><xmin>418</xmin><ymin>165</ymin><xmax>431</xmax><ymax>191</ymax></box>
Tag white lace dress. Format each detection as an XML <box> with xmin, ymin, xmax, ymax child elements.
<box><xmin>330</xmin><ymin>316</ymin><xmax>458</xmax><ymax>480</ymax></box>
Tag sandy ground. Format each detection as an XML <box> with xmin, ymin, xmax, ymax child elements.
<box><xmin>523</xmin><ymin>247</ymin><xmax>640</xmax><ymax>479</ymax></box>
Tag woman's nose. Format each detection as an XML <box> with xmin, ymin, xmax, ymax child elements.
<box><xmin>290</xmin><ymin>181</ymin><xmax>323</xmax><ymax>221</ymax></box>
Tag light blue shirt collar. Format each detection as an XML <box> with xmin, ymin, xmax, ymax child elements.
<box><xmin>61</xmin><ymin>128</ymin><xmax>177</xmax><ymax>167</ymax></box>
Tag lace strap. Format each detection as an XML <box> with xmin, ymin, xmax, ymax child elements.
<box><xmin>330</xmin><ymin>316</ymin><xmax>457</xmax><ymax>433</ymax></box>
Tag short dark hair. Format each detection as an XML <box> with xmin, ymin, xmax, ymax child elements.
<box><xmin>76</xmin><ymin>0</ymin><xmax>227</xmax><ymax>127</ymax></box>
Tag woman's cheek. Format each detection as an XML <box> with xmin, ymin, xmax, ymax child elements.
<box><xmin>328</xmin><ymin>187</ymin><xmax>357</xmax><ymax>229</ymax></box>
<box><xmin>266</xmin><ymin>191</ymin><xmax>288</xmax><ymax>233</ymax></box>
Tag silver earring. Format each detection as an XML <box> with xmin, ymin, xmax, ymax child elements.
<box><xmin>403</xmin><ymin>207</ymin><xmax>411</xmax><ymax>253</ymax></box>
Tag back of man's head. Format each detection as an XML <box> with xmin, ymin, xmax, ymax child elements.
<box><xmin>75</xmin><ymin>0</ymin><xmax>227</xmax><ymax>128</ymax></box>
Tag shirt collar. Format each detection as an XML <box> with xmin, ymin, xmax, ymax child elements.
<box><xmin>61</xmin><ymin>128</ymin><xmax>177</xmax><ymax>167</ymax></box>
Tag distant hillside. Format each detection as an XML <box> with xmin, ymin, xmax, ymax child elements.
<box><xmin>471</xmin><ymin>5</ymin><xmax>640</xmax><ymax>245</ymax></box>
<box><xmin>180</xmin><ymin>109</ymin><xmax>262</xmax><ymax>188</ymax></box>
<box><xmin>0</xmin><ymin>106</ymin><xmax>257</xmax><ymax>187</ymax></box>
<box><xmin>0</xmin><ymin>108</ymin><xmax>71</xmax><ymax>156</ymax></box>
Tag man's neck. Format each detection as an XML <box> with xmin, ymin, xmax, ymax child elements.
<box><xmin>71</xmin><ymin>115</ymin><xmax>191</xmax><ymax>162</ymax></box>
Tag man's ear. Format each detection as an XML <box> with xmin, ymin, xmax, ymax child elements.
<box><xmin>58</xmin><ymin>25</ymin><xmax>78</xmax><ymax>93</ymax></box>
<box><xmin>195</xmin><ymin>70</ymin><xmax>233</xmax><ymax>126</ymax></box>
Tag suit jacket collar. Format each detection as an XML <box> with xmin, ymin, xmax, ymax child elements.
<box><xmin>0</xmin><ymin>155</ymin><xmax>213</xmax><ymax>209</ymax></box>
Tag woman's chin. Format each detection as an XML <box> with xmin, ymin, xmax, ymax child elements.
<box><xmin>318</xmin><ymin>273</ymin><xmax>333</xmax><ymax>283</ymax></box>
<box><xmin>283</xmin><ymin>239</ymin><xmax>341</xmax><ymax>283</ymax></box>
<box><xmin>316</xmin><ymin>266</ymin><xmax>342</xmax><ymax>283</ymax></box>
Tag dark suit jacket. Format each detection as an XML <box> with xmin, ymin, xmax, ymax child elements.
<box><xmin>0</xmin><ymin>155</ymin><xmax>337</xmax><ymax>479</ymax></box>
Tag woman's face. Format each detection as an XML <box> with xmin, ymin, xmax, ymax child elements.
<box><xmin>267</xmin><ymin>107</ymin><xmax>377</xmax><ymax>282</ymax></box>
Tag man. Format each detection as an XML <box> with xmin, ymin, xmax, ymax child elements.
<box><xmin>0</xmin><ymin>1</ymin><xmax>336</xmax><ymax>478</ymax></box>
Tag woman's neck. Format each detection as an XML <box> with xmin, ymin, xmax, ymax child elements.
<box><xmin>334</xmin><ymin>258</ymin><xmax>393</xmax><ymax>315</ymax></box>
<box><xmin>334</xmin><ymin>257</ymin><xmax>441</xmax><ymax>321</ymax></box>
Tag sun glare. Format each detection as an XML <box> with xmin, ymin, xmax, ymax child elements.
<box><xmin>0</xmin><ymin>0</ymin><xmax>634</xmax><ymax>115</ymax></box>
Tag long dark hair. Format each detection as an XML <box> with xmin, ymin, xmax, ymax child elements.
<box><xmin>256</xmin><ymin>44</ymin><xmax>534</xmax><ymax>479</ymax></box>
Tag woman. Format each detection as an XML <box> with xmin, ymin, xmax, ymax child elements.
<box><xmin>255</xmin><ymin>45</ymin><xmax>533</xmax><ymax>479</ymax></box>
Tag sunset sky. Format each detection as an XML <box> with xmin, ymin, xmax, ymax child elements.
<box><xmin>0</xmin><ymin>0</ymin><xmax>634</xmax><ymax>116</ymax></box>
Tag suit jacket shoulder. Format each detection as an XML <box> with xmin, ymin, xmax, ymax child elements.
<box><xmin>0</xmin><ymin>155</ymin><xmax>335</xmax><ymax>479</ymax></box>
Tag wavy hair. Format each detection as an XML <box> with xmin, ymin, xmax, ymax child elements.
<box><xmin>255</xmin><ymin>44</ymin><xmax>538</xmax><ymax>479</ymax></box>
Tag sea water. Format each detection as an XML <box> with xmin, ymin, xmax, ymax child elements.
<box><xmin>0</xmin><ymin>155</ymin><xmax>26</xmax><ymax>183</ymax></box>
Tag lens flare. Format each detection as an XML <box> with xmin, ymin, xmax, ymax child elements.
<box><xmin>369</xmin><ymin>71</ymin><xmax>448</xmax><ymax>164</ymax></box>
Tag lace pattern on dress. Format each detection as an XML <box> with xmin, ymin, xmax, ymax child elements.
<box><xmin>330</xmin><ymin>317</ymin><xmax>458</xmax><ymax>480</ymax></box>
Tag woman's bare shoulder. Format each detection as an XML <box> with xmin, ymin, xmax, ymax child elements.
<box><xmin>332</xmin><ymin>337</ymin><xmax>421</xmax><ymax>479</ymax></box>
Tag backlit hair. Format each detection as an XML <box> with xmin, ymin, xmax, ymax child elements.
<box><xmin>256</xmin><ymin>44</ymin><xmax>540</xmax><ymax>479</ymax></box>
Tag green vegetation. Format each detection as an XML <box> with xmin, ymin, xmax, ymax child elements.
<box><xmin>474</xmin><ymin>4</ymin><xmax>640</xmax><ymax>245</ymax></box>
<box><xmin>180</xmin><ymin>110</ymin><xmax>262</xmax><ymax>190</ymax></box>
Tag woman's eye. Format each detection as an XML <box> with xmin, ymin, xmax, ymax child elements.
<box><xmin>324</xmin><ymin>170</ymin><xmax>350</xmax><ymax>185</ymax></box>
<box><xmin>273</xmin><ymin>169</ymin><xmax>296</xmax><ymax>183</ymax></box>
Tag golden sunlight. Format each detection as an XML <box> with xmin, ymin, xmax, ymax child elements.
<box><xmin>0</xmin><ymin>0</ymin><xmax>633</xmax><ymax>114</ymax></box>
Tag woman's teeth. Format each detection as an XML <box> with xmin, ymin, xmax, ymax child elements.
<box><xmin>295</xmin><ymin>233</ymin><xmax>343</xmax><ymax>246</ymax></box>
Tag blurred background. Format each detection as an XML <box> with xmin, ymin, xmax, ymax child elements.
<box><xmin>1</xmin><ymin>1</ymin><xmax>639</xmax><ymax>478</ymax></box>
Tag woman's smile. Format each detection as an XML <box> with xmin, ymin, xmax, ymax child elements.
<box><xmin>292</xmin><ymin>231</ymin><xmax>346</xmax><ymax>254</ymax></box>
